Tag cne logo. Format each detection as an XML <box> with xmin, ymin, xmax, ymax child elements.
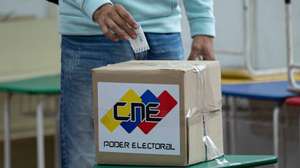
<box><xmin>100</xmin><ymin>89</ymin><xmax>177</xmax><ymax>134</ymax></box>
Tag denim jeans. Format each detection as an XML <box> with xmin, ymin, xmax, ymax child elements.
<box><xmin>60</xmin><ymin>33</ymin><xmax>184</xmax><ymax>168</ymax></box>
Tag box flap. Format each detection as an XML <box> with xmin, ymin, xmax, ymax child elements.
<box><xmin>92</xmin><ymin>61</ymin><xmax>220</xmax><ymax>73</ymax></box>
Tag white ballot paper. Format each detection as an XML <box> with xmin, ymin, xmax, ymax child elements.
<box><xmin>128</xmin><ymin>26</ymin><xmax>150</xmax><ymax>54</ymax></box>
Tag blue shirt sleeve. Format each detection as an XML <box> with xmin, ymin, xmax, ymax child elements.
<box><xmin>67</xmin><ymin>0</ymin><xmax>112</xmax><ymax>20</ymax></box>
<box><xmin>83</xmin><ymin>0</ymin><xmax>112</xmax><ymax>20</ymax></box>
<box><xmin>183</xmin><ymin>0</ymin><xmax>216</xmax><ymax>37</ymax></box>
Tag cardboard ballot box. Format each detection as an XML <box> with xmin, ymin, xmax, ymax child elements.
<box><xmin>92</xmin><ymin>61</ymin><xmax>224</xmax><ymax>166</ymax></box>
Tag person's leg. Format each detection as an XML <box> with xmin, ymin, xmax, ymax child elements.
<box><xmin>145</xmin><ymin>33</ymin><xmax>184</xmax><ymax>60</ymax></box>
<box><xmin>60</xmin><ymin>35</ymin><xmax>133</xmax><ymax>168</ymax></box>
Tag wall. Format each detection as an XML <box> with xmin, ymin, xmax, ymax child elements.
<box><xmin>0</xmin><ymin>3</ymin><xmax>60</xmax><ymax>82</ymax></box>
<box><xmin>1</xmin><ymin>1</ymin><xmax>299</xmax><ymax>81</ymax></box>
<box><xmin>180</xmin><ymin>0</ymin><xmax>300</xmax><ymax>71</ymax></box>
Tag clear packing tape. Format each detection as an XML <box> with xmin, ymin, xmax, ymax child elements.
<box><xmin>186</xmin><ymin>64</ymin><xmax>229</xmax><ymax>165</ymax></box>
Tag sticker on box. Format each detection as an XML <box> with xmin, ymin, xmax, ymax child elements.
<box><xmin>98</xmin><ymin>82</ymin><xmax>180</xmax><ymax>155</ymax></box>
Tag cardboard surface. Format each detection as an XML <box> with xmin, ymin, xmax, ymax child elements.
<box><xmin>92</xmin><ymin>61</ymin><xmax>223</xmax><ymax>166</ymax></box>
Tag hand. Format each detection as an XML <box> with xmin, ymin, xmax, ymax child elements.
<box><xmin>188</xmin><ymin>35</ymin><xmax>215</xmax><ymax>60</ymax></box>
<box><xmin>93</xmin><ymin>4</ymin><xmax>138</xmax><ymax>41</ymax></box>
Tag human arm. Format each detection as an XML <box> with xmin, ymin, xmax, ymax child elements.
<box><xmin>65</xmin><ymin>0</ymin><xmax>138</xmax><ymax>41</ymax></box>
<box><xmin>183</xmin><ymin>0</ymin><xmax>216</xmax><ymax>60</ymax></box>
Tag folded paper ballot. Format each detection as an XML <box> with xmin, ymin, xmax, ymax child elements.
<box><xmin>92</xmin><ymin>61</ymin><xmax>224</xmax><ymax>166</ymax></box>
<box><xmin>128</xmin><ymin>26</ymin><xmax>150</xmax><ymax>54</ymax></box>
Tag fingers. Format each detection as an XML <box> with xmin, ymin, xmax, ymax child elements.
<box><xmin>188</xmin><ymin>51</ymin><xmax>199</xmax><ymax>60</ymax></box>
<box><xmin>105</xmin><ymin>18</ymin><xmax>129</xmax><ymax>40</ymax></box>
<box><xmin>188</xmin><ymin>36</ymin><xmax>215</xmax><ymax>60</ymax></box>
<box><xmin>188</xmin><ymin>48</ymin><xmax>200</xmax><ymax>60</ymax></box>
<box><xmin>205</xmin><ymin>51</ymin><xmax>215</xmax><ymax>60</ymax></box>
<box><xmin>99</xmin><ymin>20</ymin><xmax>119</xmax><ymax>42</ymax></box>
<box><xmin>114</xmin><ymin>4</ymin><xmax>138</xmax><ymax>29</ymax></box>
<box><xmin>104</xmin><ymin>31</ymin><xmax>119</xmax><ymax>42</ymax></box>
<box><xmin>94</xmin><ymin>4</ymin><xmax>138</xmax><ymax>41</ymax></box>
<box><xmin>200</xmin><ymin>48</ymin><xmax>215</xmax><ymax>60</ymax></box>
<box><xmin>188</xmin><ymin>46</ymin><xmax>215</xmax><ymax>60</ymax></box>
<box><xmin>110</xmin><ymin>11</ymin><xmax>137</xmax><ymax>39</ymax></box>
